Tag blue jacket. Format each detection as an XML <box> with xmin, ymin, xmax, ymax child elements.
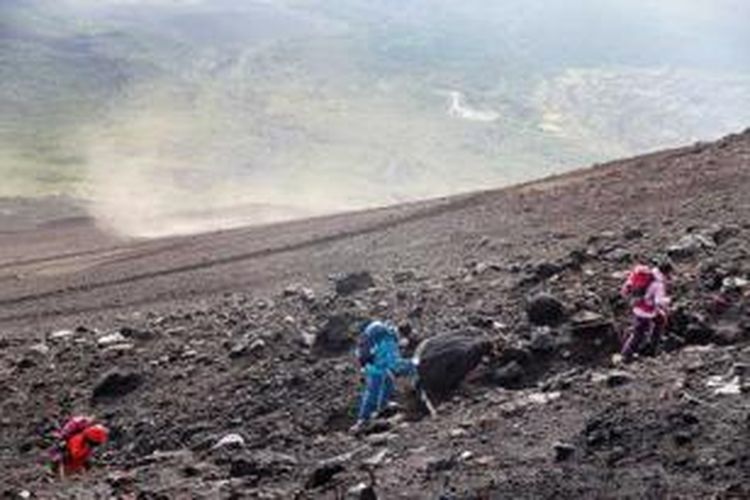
<box><xmin>357</xmin><ymin>321</ymin><xmax>414</xmax><ymax>377</ymax></box>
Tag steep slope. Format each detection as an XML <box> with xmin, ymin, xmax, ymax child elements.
<box><xmin>0</xmin><ymin>130</ymin><xmax>749</xmax><ymax>497</ymax></box>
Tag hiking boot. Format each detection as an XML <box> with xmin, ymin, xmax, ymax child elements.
<box><xmin>349</xmin><ymin>420</ymin><xmax>367</xmax><ymax>435</ymax></box>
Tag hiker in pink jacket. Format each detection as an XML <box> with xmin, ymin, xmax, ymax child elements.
<box><xmin>620</xmin><ymin>260</ymin><xmax>673</xmax><ymax>361</ymax></box>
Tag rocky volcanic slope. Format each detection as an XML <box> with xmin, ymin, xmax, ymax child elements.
<box><xmin>1</xmin><ymin>130</ymin><xmax>749</xmax><ymax>498</ymax></box>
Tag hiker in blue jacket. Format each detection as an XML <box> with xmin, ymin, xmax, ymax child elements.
<box><xmin>351</xmin><ymin>320</ymin><xmax>416</xmax><ymax>434</ymax></box>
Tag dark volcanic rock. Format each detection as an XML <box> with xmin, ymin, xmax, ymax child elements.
<box><xmin>709</xmin><ymin>224</ymin><xmax>740</xmax><ymax>245</ymax></box>
<box><xmin>534</xmin><ymin>261</ymin><xmax>564</xmax><ymax>281</ymax></box>
<box><xmin>334</xmin><ymin>271</ymin><xmax>375</xmax><ymax>295</ymax></box>
<box><xmin>92</xmin><ymin>370</ymin><xmax>143</xmax><ymax>401</ymax></box>
<box><xmin>314</xmin><ymin>314</ymin><xmax>359</xmax><ymax>354</ymax></box>
<box><xmin>348</xmin><ymin>483</ymin><xmax>378</xmax><ymax>500</ymax></box>
<box><xmin>119</xmin><ymin>326</ymin><xmax>155</xmax><ymax>342</ymax></box>
<box><xmin>227</xmin><ymin>450</ymin><xmax>297</xmax><ymax>480</ymax></box>
<box><xmin>415</xmin><ymin>335</ymin><xmax>491</xmax><ymax>397</ymax></box>
<box><xmin>426</xmin><ymin>454</ymin><xmax>457</xmax><ymax>474</ymax></box>
<box><xmin>553</xmin><ymin>441</ymin><xmax>576</xmax><ymax>462</ymax></box>
<box><xmin>305</xmin><ymin>460</ymin><xmax>345</xmax><ymax>489</ymax></box>
<box><xmin>491</xmin><ymin>360</ymin><xmax>524</xmax><ymax>389</ymax></box>
<box><xmin>623</xmin><ymin>227</ymin><xmax>644</xmax><ymax>240</ymax></box>
<box><xmin>568</xmin><ymin>311</ymin><xmax>618</xmax><ymax>362</ymax></box>
<box><xmin>526</xmin><ymin>293</ymin><xmax>566</xmax><ymax>327</ymax></box>
<box><xmin>529</xmin><ymin>328</ymin><xmax>558</xmax><ymax>353</ymax></box>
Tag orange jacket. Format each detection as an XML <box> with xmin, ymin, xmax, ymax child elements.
<box><xmin>63</xmin><ymin>433</ymin><xmax>93</xmax><ymax>474</ymax></box>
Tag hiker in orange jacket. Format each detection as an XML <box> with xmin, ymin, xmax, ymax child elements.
<box><xmin>50</xmin><ymin>416</ymin><xmax>109</xmax><ymax>478</ymax></box>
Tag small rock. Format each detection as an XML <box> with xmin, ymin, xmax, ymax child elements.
<box><xmin>426</xmin><ymin>454</ymin><xmax>456</xmax><ymax>474</ymax></box>
<box><xmin>623</xmin><ymin>228</ymin><xmax>644</xmax><ymax>240</ymax></box>
<box><xmin>334</xmin><ymin>272</ymin><xmax>375</xmax><ymax>296</ymax></box>
<box><xmin>553</xmin><ymin>441</ymin><xmax>575</xmax><ymax>462</ymax></box>
<box><xmin>603</xmin><ymin>247</ymin><xmax>631</xmax><ymax>263</ymax></box>
<box><xmin>570</xmin><ymin>310</ymin><xmax>605</xmax><ymax>325</ymax></box>
<box><xmin>300</xmin><ymin>331</ymin><xmax>317</xmax><ymax>348</ymax></box>
<box><xmin>732</xmin><ymin>363</ymin><xmax>749</xmax><ymax>377</ymax></box>
<box><xmin>212</xmin><ymin>433</ymin><xmax>245</xmax><ymax>450</ymax></box>
<box><xmin>306</xmin><ymin>460</ymin><xmax>346</xmax><ymax>489</ymax></box>
<box><xmin>107</xmin><ymin>470</ymin><xmax>136</xmax><ymax>488</ymax></box>
<box><xmin>228</xmin><ymin>450</ymin><xmax>298</xmax><ymax>479</ymax></box>
<box><xmin>365</xmin><ymin>432</ymin><xmax>397</xmax><ymax>446</ymax></box>
<box><xmin>473</xmin><ymin>262</ymin><xmax>491</xmax><ymax>275</ymax></box>
<box><xmin>393</xmin><ymin>270</ymin><xmax>417</xmax><ymax>284</ymax></box>
<box><xmin>347</xmin><ymin>482</ymin><xmax>377</xmax><ymax>500</ymax></box>
<box><xmin>707</xmin><ymin>375</ymin><xmax>742</xmax><ymax>395</ymax></box>
<box><xmin>28</xmin><ymin>343</ymin><xmax>50</xmax><ymax>356</ymax></box>
<box><xmin>102</xmin><ymin>343</ymin><xmax>135</xmax><ymax>354</ymax></box>
<box><xmin>526</xmin><ymin>391</ymin><xmax>561</xmax><ymax>405</ymax></box>
<box><xmin>529</xmin><ymin>328</ymin><xmax>557</xmax><ymax>353</ymax></box>
<box><xmin>534</xmin><ymin>261</ymin><xmax>563</xmax><ymax>281</ymax></box>
<box><xmin>284</xmin><ymin>284</ymin><xmax>316</xmax><ymax>302</ymax></box>
<box><xmin>468</xmin><ymin>314</ymin><xmax>494</xmax><ymax>329</ymax></box>
<box><xmin>362</xmin><ymin>449</ymin><xmax>388</xmax><ymax>467</ymax></box>
<box><xmin>605</xmin><ymin>370</ymin><xmax>634</xmax><ymax>387</ymax></box>
<box><xmin>97</xmin><ymin>332</ymin><xmax>128</xmax><ymax>347</ymax></box>
<box><xmin>449</xmin><ymin>428</ymin><xmax>467</xmax><ymax>438</ymax></box>
<box><xmin>15</xmin><ymin>357</ymin><xmax>36</xmax><ymax>370</ymax></box>
<box><xmin>722</xmin><ymin>276</ymin><xmax>749</xmax><ymax>292</ymax></box>
<box><xmin>492</xmin><ymin>361</ymin><xmax>524</xmax><ymax>389</ymax></box>
<box><xmin>709</xmin><ymin>224</ymin><xmax>740</xmax><ymax>245</ymax></box>
<box><xmin>92</xmin><ymin>370</ymin><xmax>143</xmax><ymax>401</ymax></box>
<box><xmin>229</xmin><ymin>338</ymin><xmax>266</xmax><ymax>358</ymax></box>
<box><xmin>667</xmin><ymin>233</ymin><xmax>716</xmax><ymax>260</ymax></box>
<box><xmin>49</xmin><ymin>330</ymin><xmax>74</xmax><ymax>341</ymax></box>
<box><xmin>119</xmin><ymin>327</ymin><xmax>155</xmax><ymax>341</ymax></box>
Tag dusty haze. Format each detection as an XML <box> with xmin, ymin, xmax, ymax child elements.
<box><xmin>1</xmin><ymin>0</ymin><xmax>749</xmax><ymax>236</ymax></box>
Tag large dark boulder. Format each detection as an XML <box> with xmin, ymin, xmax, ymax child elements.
<box><xmin>414</xmin><ymin>335</ymin><xmax>491</xmax><ymax>398</ymax></box>
<box><xmin>526</xmin><ymin>293</ymin><xmax>566</xmax><ymax>327</ymax></box>
<box><xmin>567</xmin><ymin>311</ymin><xmax>618</xmax><ymax>362</ymax></box>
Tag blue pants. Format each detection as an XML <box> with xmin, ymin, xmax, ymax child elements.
<box><xmin>358</xmin><ymin>371</ymin><xmax>394</xmax><ymax>421</ymax></box>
